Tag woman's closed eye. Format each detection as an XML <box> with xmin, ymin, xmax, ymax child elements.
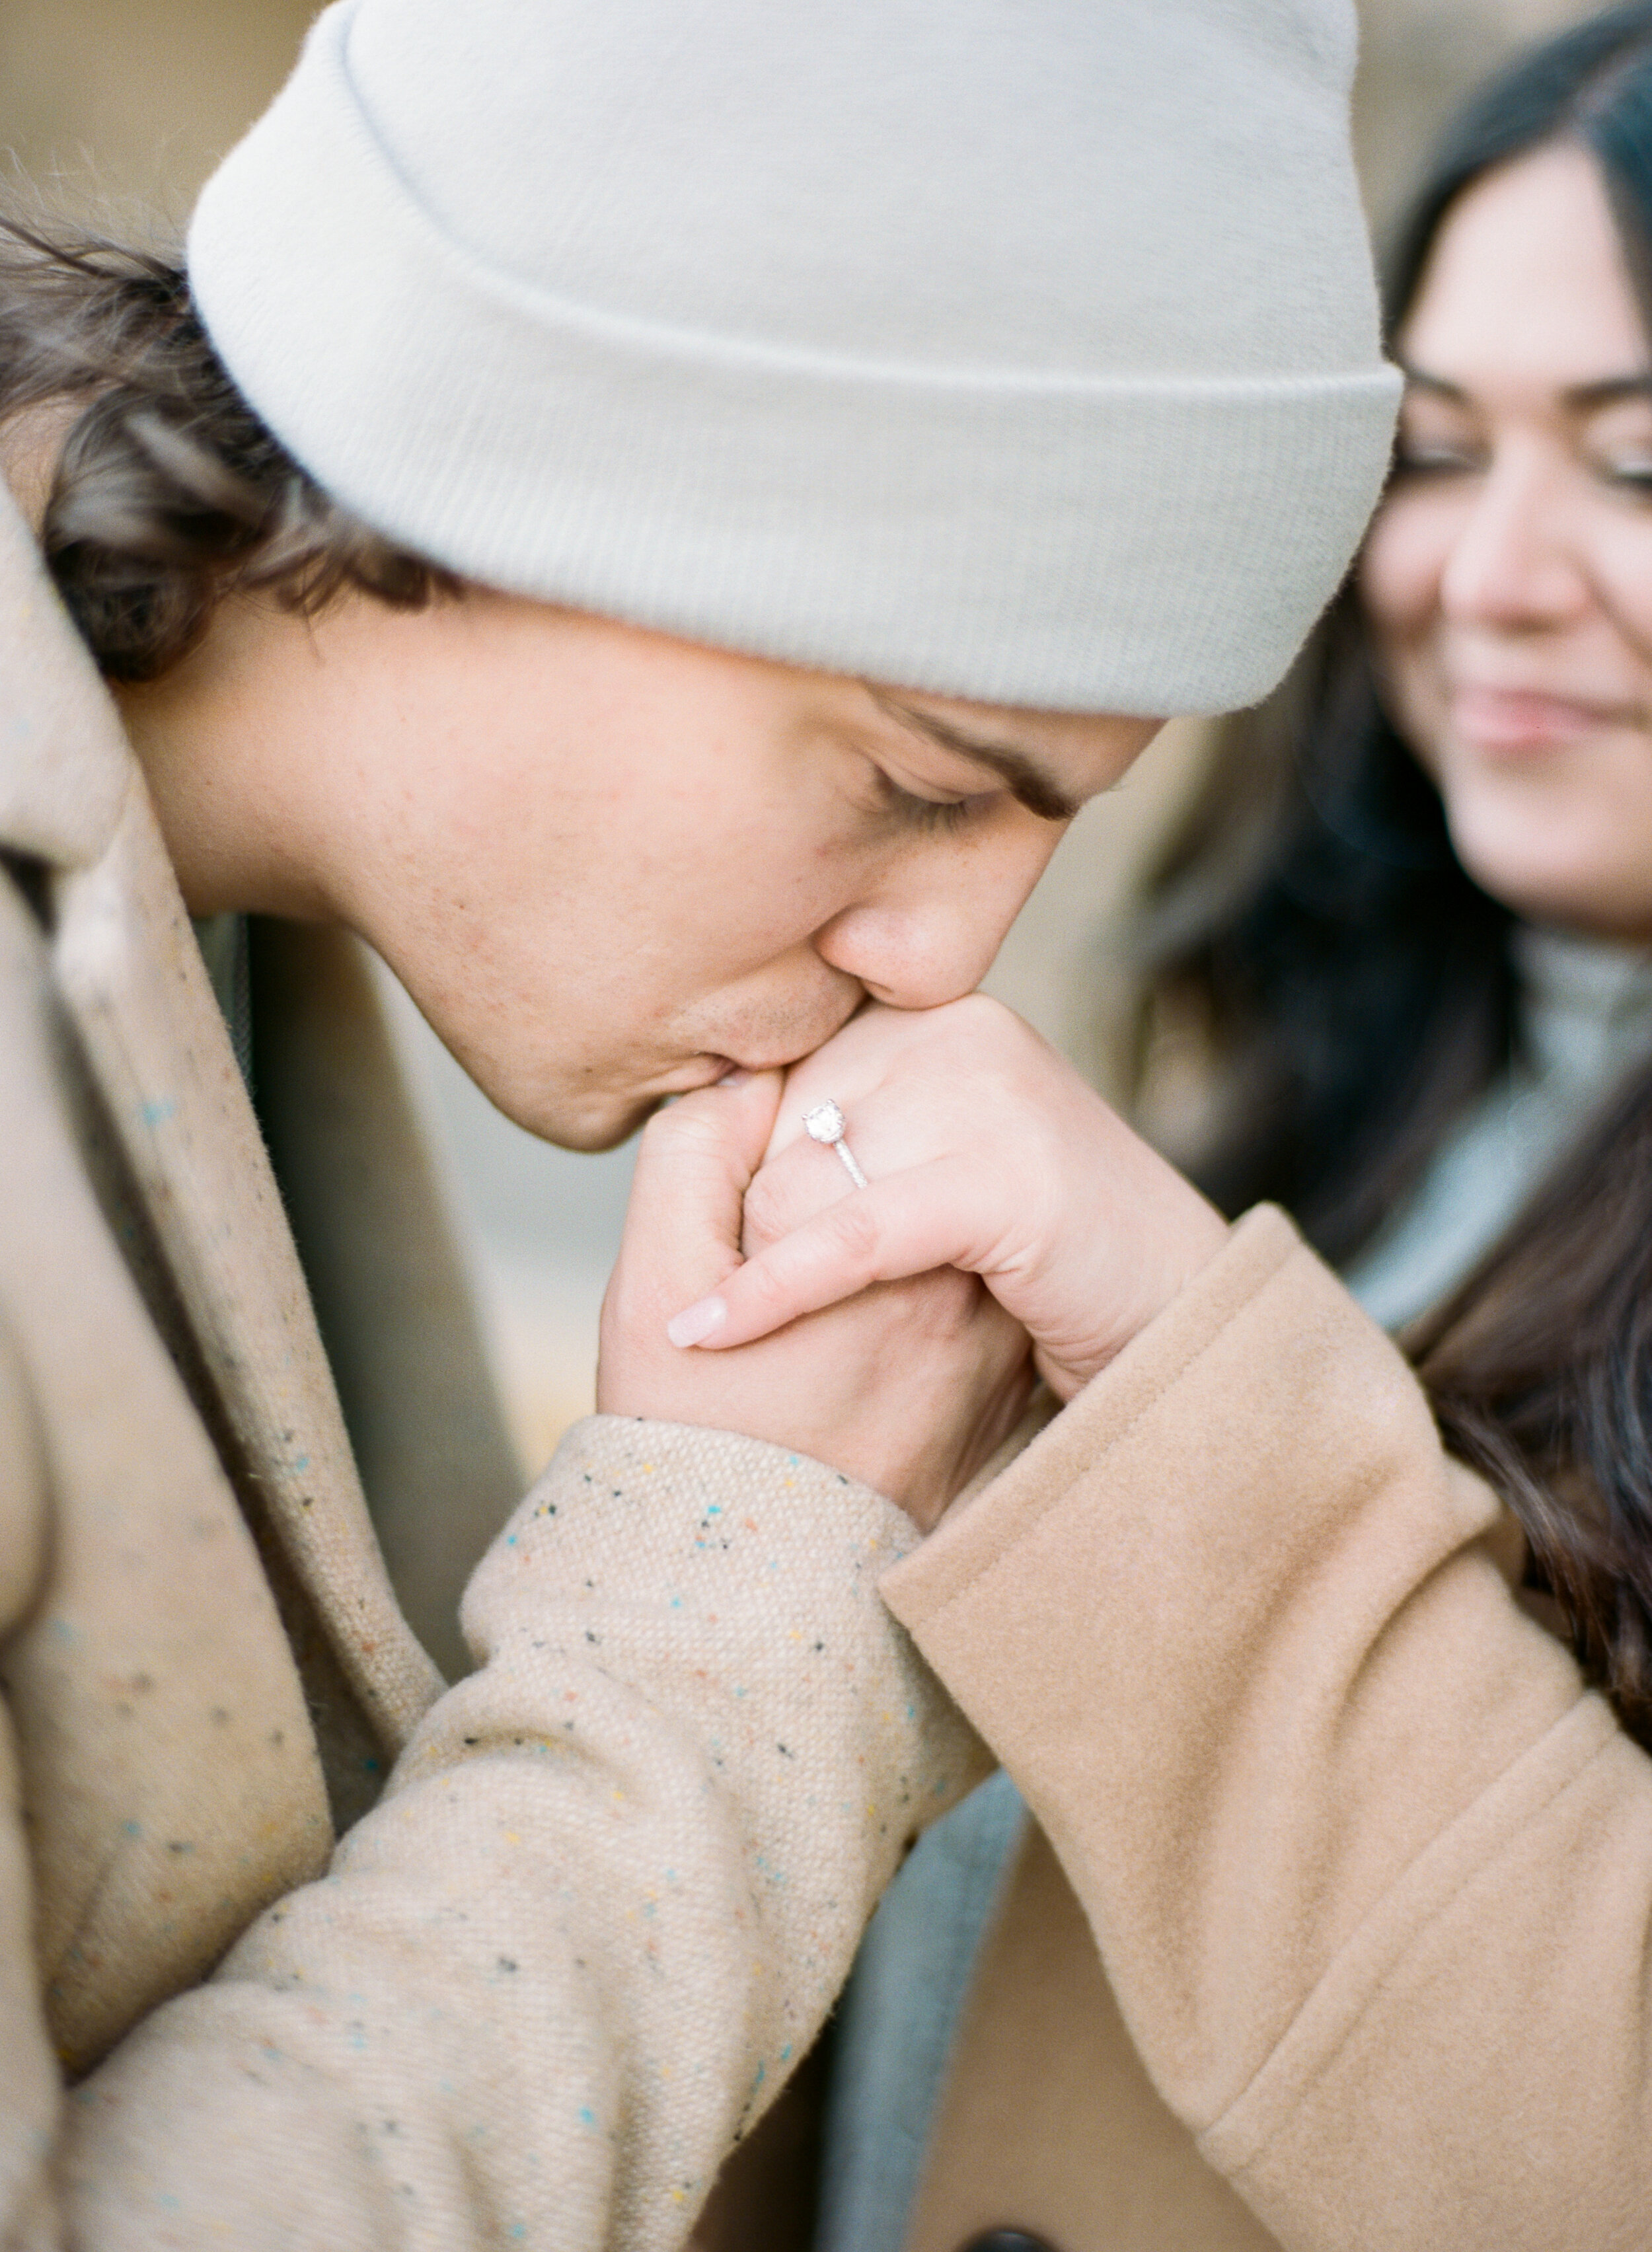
<box><xmin>1593</xmin><ymin>451</ymin><xmax>1652</xmax><ymax>496</ymax></box>
<box><xmin>1390</xmin><ymin>433</ymin><xmax>1484</xmax><ymax>480</ymax></box>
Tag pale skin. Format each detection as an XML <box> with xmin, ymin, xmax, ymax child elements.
<box><xmin>1363</xmin><ymin>141</ymin><xmax>1652</xmax><ymax>941</ymax></box>
<box><xmin>640</xmin><ymin>140</ymin><xmax>1652</xmax><ymax>1515</ymax></box>
<box><xmin>599</xmin><ymin>1002</ymin><xmax>1228</xmax><ymax>1528</ymax></box>
<box><xmin>118</xmin><ymin>597</ymin><xmax>1152</xmax><ymax>1150</ymax></box>
<box><xmin>99</xmin><ymin>563</ymin><xmax>1164</xmax><ymax>1516</ymax></box>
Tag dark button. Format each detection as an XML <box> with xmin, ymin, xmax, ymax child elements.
<box><xmin>959</xmin><ymin>2234</ymin><xmax>1059</xmax><ymax>2252</ymax></box>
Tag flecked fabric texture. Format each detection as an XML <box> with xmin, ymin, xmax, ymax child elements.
<box><xmin>0</xmin><ymin>832</ymin><xmax>340</xmax><ymax>2078</ymax></box>
<box><xmin>247</xmin><ymin>915</ymin><xmax>525</xmax><ymax>1684</ymax></box>
<box><xmin>187</xmin><ymin>0</ymin><xmax>1398</xmax><ymax>713</ymax></box>
<box><xmin>60</xmin><ymin>1420</ymin><xmax>985</xmax><ymax>2249</ymax></box>
<box><xmin>53</xmin><ymin>773</ymin><xmax>444</xmax><ymax>1762</ymax></box>
<box><xmin>0</xmin><ymin>480</ymin><xmax>985</xmax><ymax>2246</ymax></box>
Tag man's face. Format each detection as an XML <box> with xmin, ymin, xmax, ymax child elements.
<box><xmin>124</xmin><ymin>591</ymin><xmax>1158</xmax><ymax>1148</ymax></box>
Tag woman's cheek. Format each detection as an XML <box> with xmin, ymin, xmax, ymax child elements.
<box><xmin>1593</xmin><ymin>531</ymin><xmax>1652</xmax><ymax>664</ymax></box>
<box><xmin>1359</xmin><ymin>490</ymin><xmax>1451</xmax><ymax>637</ymax></box>
<box><xmin>1359</xmin><ymin>497</ymin><xmax>1457</xmax><ymax>759</ymax></box>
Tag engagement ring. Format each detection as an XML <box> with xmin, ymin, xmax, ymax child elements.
<box><xmin>802</xmin><ymin>1098</ymin><xmax>868</xmax><ymax>1189</ymax></box>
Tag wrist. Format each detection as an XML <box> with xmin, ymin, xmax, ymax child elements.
<box><xmin>1033</xmin><ymin>1187</ymin><xmax>1229</xmax><ymax>1402</ymax></box>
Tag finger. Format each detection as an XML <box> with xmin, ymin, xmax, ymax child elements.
<box><xmin>622</xmin><ymin>1071</ymin><xmax>783</xmax><ymax>1308</ymax></box>
<box><xmin>667</xmin><ymin>1159</ymin><xmax>976</xmax><ymax>1349</ymax></box>
<box><xmin>739</xmin><ymin>1133</ymin><xmax>860</xmax><ymax>1256</ymax></box>
<box><xmin>759</xmin><ymin>1000</ymin><xmax>938</xmax><ymax>1164</ymax></box>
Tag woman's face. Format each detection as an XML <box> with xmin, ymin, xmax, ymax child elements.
<box><xmin>1361</xmin><ymin>142</ymin><xmax>1652</xmax><ymax>941</ymax></box>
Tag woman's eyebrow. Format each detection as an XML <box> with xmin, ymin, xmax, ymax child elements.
<box><xmin>1561</xmin><ymin>373</ymin><xmax>1652</xmax><ymax>411</ymax></box>
<box><xmin>870</xmin><ymin>693</ymin><xmax>1080</xmax><ymax>822</ymax></box>
<box><xmin>1398</xmin><ymin>358</ymin><xmax>1652</xmax><ymax>414</ymax></box>
<box><xmin>1395</xmin><ymin>360</ymin><xmax>1470</xmax><ymax>402</ymax></box>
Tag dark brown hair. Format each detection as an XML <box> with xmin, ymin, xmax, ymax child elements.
<box><xmin>1413</xmin><ymin>1068</ymin><xmax>1652</xmax><ymax>1733</ymax></box>
<box><xmin>1135</xmin><ymin>1</ymin><xmax>1652</xmax><ymax>1741</ymax></box>
<box><xmin>0</xmin><ymin>218</ymin><xmax>453</xmax><ymax>682</ymax></box>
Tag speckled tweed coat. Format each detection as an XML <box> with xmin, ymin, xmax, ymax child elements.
<box><xmin>9</xmin><ymin>459</ymin><xmax>1652</xmax><ymax>2252</ymax></box>
<box><xmin>0</xmin><ymin>486</ymin><xmax>988</xmax><ymax>2245</ymax></box>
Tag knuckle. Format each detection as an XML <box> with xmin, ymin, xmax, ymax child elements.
<box><xmin>823</xmin><ymin>1190</ymin><xmax>882</xmax><ymax>1269</ymax></box>
<box><xmin>743</xmin><ymin>1148</ymin><xmax>858</xmax><ymax>1253</ymax></box>
<box><xmin>740</xmin><ymin>1163</ymin><xmax>806</xmax><ymax>1249</ymax></box>
<box><xmin>952</xmin><ymin>989</ymin><xmax>1006</xmax><ymax>1032</ymax></box>
<box><xmin>739</xmin><ymin>1254</ymin><xmax>796</xmax><ymax>1316</ymax></box>
<box><xmin>886</xmin><ymin>1263</ymin><xmax>979</xmax><ymax>1337</ymax></box>
<box><xmin>641</xmin><ymin>1093</ymin><xmax>730</xmax><ymax>1168</ymax></box>
<box><xmin>944</xmin><ymin>991</ymin><xmax>1016</xmax><ymax>1053</ymax></box>
<box><xmin>638</xmin><ymin>1100</ymin><xmax>692</xmax><ymax>1157</ymax></box>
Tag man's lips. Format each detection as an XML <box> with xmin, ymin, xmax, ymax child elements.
<box><xmin>1450</xmin><ymin>683</ymin><xmax>1643</xmax><ymax>753</ymax></box>
<box><xmin>652</xmin><ymin>1041</ymin><xmax>829</xmax><ymax>1096</ymax></box>
<box><xmin>648</xmin><ymin>1055</ymin><xmax>746</xmax><ymax>1098</ymax></box>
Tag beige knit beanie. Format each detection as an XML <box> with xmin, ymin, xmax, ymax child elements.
<box><xmin>188</xmin><ymin>0</ymin><xmax>1398</xmax><ymax>714</ymax></box>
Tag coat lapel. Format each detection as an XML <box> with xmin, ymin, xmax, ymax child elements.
<box><xmin>0</xmin><ymin>481</ymin><xmax>126</xmax><ymax>871</ymax></box>
<box><xmin>250</xmin><ymin>918</ymin><xmax>524</xmax><ymax>1684</ymax></box>
<box><xmin>0</xmin><ymin>484</ymin><xmax>441</xmax><ymax>1764</ymax></box>
<box><xmin>50</xmin><ymin>777</ymin><xmax>444</xmax><ymax>1754</ymax></box>
<box><xmin>0</xmin><ymin>868</ymin><xmax>333</xmax><ymax>2072</ymax></box>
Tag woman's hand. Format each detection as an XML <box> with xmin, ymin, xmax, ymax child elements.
<box><xmin>664</xmin><ymin>996</ymin><xmax>1229</xmax><ymax>1402</ymax></box>
<box><xmin>597</xmin><ymin>1069</ymin><xmax>1035</xmax><ymax>1529</ymax></box>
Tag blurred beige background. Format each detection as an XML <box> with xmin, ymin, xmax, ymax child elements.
<box><xmin>0</xmin><ymin>0</ymin><xmax>1606</xmax><ymax>1470</ymax></box>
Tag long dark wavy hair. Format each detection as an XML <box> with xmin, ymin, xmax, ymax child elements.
<box><xmin>1137</xmin><ymin>1</ymin><xmax>1652</xmax><ymax>1743</ymax></box>
<box><xmin>0</xmin><ymin>219</ymin><xmax>451</xmax><ymax>681</ymax></box>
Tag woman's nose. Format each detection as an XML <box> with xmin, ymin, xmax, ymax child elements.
<box><xmin>1438</xmin><ymin>454</ymin><xmax>1589</xmax><ymax>630</ymax></box>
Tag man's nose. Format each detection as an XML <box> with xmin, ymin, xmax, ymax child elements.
<box><xmin>813</xmin><ymin>831</ymin><xmax>1060</xmax><ymax>1010</ymax></box>
<box><xmin>1439</xmin><ymin>451</ymin><xmax>1590</xmax><ymax>630</ymax></box>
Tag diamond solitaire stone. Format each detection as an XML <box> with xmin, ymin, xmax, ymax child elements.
<box><xmin>802</xmin><ymin>1098</ymin><xmax>868</xmax><ymax>1187</ymax></box>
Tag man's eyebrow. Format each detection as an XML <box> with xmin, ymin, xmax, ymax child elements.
<box><xmin>1398</xmin><ymin>359</ymin><xmax>1652</xmax><ymax>414</ymax></box>
<box><xmin>871</xmin><ymin>693</ymin><xmax>1080</xmax><ymax>822</ymax></box>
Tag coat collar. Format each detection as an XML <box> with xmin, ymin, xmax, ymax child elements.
<box><xmin>0</xmin><ymin>483</ymin><xmax>441</xmax><ymax>1755</ymax></box>
<box><xmin>0</xmin><ymin>483</ymin><xmax>128</xmax><ymax>872</ymax></box>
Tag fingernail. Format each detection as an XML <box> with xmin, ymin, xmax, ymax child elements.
<box><xmin>716</xmin><ymin>1067</ymin><xmax>751</xmax><ymax>1088</ymax></box>
<box><xmin>667</xmin><ymin>1295</ymin><xmax>728</xmax><ymax>1349</ymax></box>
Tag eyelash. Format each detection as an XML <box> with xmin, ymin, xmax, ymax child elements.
<box><xmin>876</xmin><ymin>771</ymin><xmax>977</xmax><ymax>834</ymax></box>
<box><xmin>1390</xmin><ymin>444</ymin><xmax>1652</xmax><ymax>498</ymax></box>
<box><xmin>1390</xmin><ymin>443</ymin><xmax>1479</xmax><ymax>480</ymax></box>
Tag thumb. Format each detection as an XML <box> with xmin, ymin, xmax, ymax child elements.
<box><xmin>618</xmin><ymin>1071</ymin><xmax>784</xmax><ymax>1315</ymax></box>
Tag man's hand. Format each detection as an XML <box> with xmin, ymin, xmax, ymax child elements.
<box><xmin>662</xmin><ymin>996</ymin><xmax>1229</xmax><ymax>1404</ymax></box>
<box><xmin>597</xmin><ymin>1070</ymin><xmax>1034</xmax><ymax>1529</ymax></box>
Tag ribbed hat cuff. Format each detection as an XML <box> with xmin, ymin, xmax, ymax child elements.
<box><xmin>188</xmin><ymin>5</ymin><xmax>1400</xmax><ymax>714</ymax></box>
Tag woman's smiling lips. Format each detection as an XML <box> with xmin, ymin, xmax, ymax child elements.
<box><xmin>1449</xmin><ymin>682</ymin><xmax>1643</xmax><ymax>755</ymax></box>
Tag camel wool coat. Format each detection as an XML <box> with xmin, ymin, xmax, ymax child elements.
<box><xmin>696</xmin><ymin>1197</ymin><xmax>1652</xmax><ymax>2252</ymax></box>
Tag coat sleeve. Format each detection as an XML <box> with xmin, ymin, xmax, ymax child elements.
<box><xmin>7</xmin><ymin>1414</ymin><xmax>983</xmax><ymax>2252</ymax></box>
<box><xmin>881</xmin><ymin>1205</ymin><xmax>1652</xmax><ymax>2252</ymax></box>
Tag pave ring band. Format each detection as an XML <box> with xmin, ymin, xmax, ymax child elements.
<box><xmin>802</xmin><ymin>1098</ymin><xmax>869</xmax><ymax>1189</ymax></box>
